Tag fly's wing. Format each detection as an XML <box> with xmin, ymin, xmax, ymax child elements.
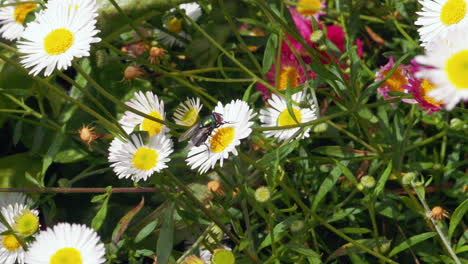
<box><xmin>191</xmin><ymin>127</ymin><xmax>211</xmax><ymax>147</ymax></box>
<box><xmin>178</xmin><ymin>123</ymin><xmax>200</xmax><ymax>142</ymax></box>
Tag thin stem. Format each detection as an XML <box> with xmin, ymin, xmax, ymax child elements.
<box><xmin>0</xmin><ymin>212</ymin><xmax>28</xmax><ymax>250</ymax></box>
<box><xmin>0</xmin><ymin>187</ymin><xmax>171</xmax><ymax>193</ymax></box>
<box><xmin>327</xmin><ymin>120</ymin><xmax>379</xmax><ymax>153</ymax></box>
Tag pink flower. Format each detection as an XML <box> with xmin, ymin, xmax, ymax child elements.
<box><xmin>376</xmin><ymin>56</ymin><xmax>413</xmax><ymax>101</ymax></box>
<box><xmin>404</xmin><ymin>60</ymin><xmax>443</xmax><ymax>114</ymax></box>
<box><xmin>256</xmin><ymin>51</ymin><xmax>314</xmax><ymax>98</ymax></box>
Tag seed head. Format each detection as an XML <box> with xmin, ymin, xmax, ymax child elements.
<box><xmin>78</xmin><ymin>124</ymin><xmax>98</xmax><ymax>148</ymax></box>
<box><xmin>123</xmin><ymin>66</ymin><xmax>144</xmax><ymax>81</ymax></box>
<box><xmin>207</xmin><ymin>180</ymin><xmax>225</xmax><ymax>197</ymax></box>
<box><xmin>431</xmin><ymin>206</ymin><xmax>449</xmax><ymax>221</ymax></box>
<box><xmin>149</xmin><ymin>46</ymin><xmax>167</xmax><ymax>64</ymax></box>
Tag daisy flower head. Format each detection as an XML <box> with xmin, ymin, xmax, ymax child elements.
<box><xmin>25</xmin><ymin>223</ymin><xmax>105</xmax><ymax>264</ymax></box>
<box><xmin>173</xmin><ymin>97</ymin><xmax>203</xmax><ymax>127</ymax></box>
<box><xmin>415</xmin><ymin>33</ymin><xmax>468</xmax><ymax>110</ymax></box>
<box><xmin>0</xmin><ymin>192</ymin><xmax>32</xmax><ymax>209</ymax></box>
<box><xmin>17</xmin><ymin>0</ymin><xmax>101</xmax><ymax>76</ymax></box>
<box><xmin>108</xmin><ymin>133</ymin><xmax>174</xmax><ymax>182</ymax></box>
<box><xmin>294</xmin><ymin>0</ymin><xmax>326</xmax><ymax>19</ymax></box>
<box><xmin>119</xmin><ymin>91</ymin><xmax>169</xmax><ymax>136</ymax></box>
<box><xmin>186</xmin><ymin>100</ymin><xmax>255</xmax><ymax>174</ymax></box>
<box><xmin>404</xmin><ymin>60</ymin><xmax>444</xmax><ymax>114</ymax></box>
<box><xmin>0</xmin><ymin>204</ymin><xmax>40</xmax><ymax>264</ymax></box>
<box><xmin>157</xmin><ymin>2</ymin><xmax>201</xmax><ymax>47</ymax></box>
<box><xmin>259</xmin><ymin>91</ymin><xmax>317</xmax><ymax>142</ymax></box>
<box><xmin>46</xmin><ymin>0</ymin><xmax>98</xmax><ymax>16</ymax></box>
<box><xmin>415</xmin><ymin>0</ymin><xmax>468</xmax><ymax>46</ymax></box>
<box><xmin>0</xmin><ymin>0</ymin><xmax>38</xmax><ymax>41</ymax></box>
<box><xmin>376</xmin><ymin>56</ymin><xmax>413</xmax><ymax>101</ymax></box>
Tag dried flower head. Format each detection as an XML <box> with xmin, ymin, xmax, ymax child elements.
<box><xmin>149</xmin><ymin>46</ymin><xmax>167</xmax><ymax>64</ymax></box>
<box><xmin>430</xmin><ymin>206</ymin><xmax>449</xmax><ymax>221</ymax></box>
<box><xmin>78</xmin><ymin>124</ymin><xmax>98</xmax><ymax>148</ymax></box>
<box><xmin>123</xmin><ymin>66</ymin><xmax>145</xmax><ymax>81</ymax></box>
<box><xmin>207</xmin><ymin>180</ymin><xmax>225</xmax><ymax>197</ymax></box>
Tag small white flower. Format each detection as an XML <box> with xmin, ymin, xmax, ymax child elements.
<box><xmin>46</xmin><ymin>0</ymin><xmax>98</xmax><ymax>16</ymax></box>
<box><xmin>186</xmin><ymin>100</ymin><xmax>255</xmax><ymax>174</ymax></box>
<box><xmin>259</xmin><ymin>91</ymin><xmax>317</xmax><ymax>141</ymax></box>
<box><xmin>0</xmin><ymin>203</ymin><xmax>40</xmax><ymax>264</ymax></box>
<box><xmin>157</xmin><ymin>2</ymin><xmax>202</xmax><ymax>47</ymax></box>
<box><xmin>0</xmin><ymin>192</ymin><xmax>32</xmax><ymax>209</ymax></box>
<box><xmin>173</xmin><ymin>97</ymin><xmax>203</xmax><ymax>127</ymax></box>
<box><xmin>0</xmin><ymin>0</ymin><xmax>38</xmax><ymax>41</ymax></box>
<box><xmin>17</xmin><ymin>1</ymin><xmax>100</xmax><ymax>76</ymax></box>
<box><xmin>119</xmin><ymin>91</ymin><xmax>170</xmax><ymax>137</ymax></box>
<box><xmin>25</xmin><ymin>223</ymin><xmax>105</xmax><ymax>264</ymax></box>
<box><xmin>415</xmin><ymin>33</ymin><xmax>468</xmax><ymax>109</ymax></box>
<box><xmin>415</xmin><ymin>0</ymin><xmax>468</xmax><ymax>46</ymax></box>
<box><xmin>109</xmin><ymin>133</ymin><xmax>174</xmax><ymax>182</ymax></box>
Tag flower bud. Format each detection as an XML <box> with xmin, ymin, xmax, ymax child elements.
<box><xmin>431</xmin><ymin>206</ymin><xmax>448</xmax><ymax>221</ymax></box>
<box><xmin>401</xmin><ymin>172</ymin><xmax>416</xmax><ymax>185</ymax></box>
<box><xmin>254</xmin><ymin>186</ymin><xmax>271</xmax><ymax>203</ymax></box>
<box><xmin>207</xmin><ymin>180</ymin><xmax>225</xmax><ymax>197</ymax></box>
<box><xmin>450</xmin><ymin>118</ymin><xmax>464</xmax><ymax>130</ymax></box>
<box><xmin>211</xmin><ymin>249</ymin><xmax>235</xmax><ymax>264</ymax></box>
<box><xmin>360</xmin><ymin>175</ymin><xmax>376</xmax><ymax>189</ymax></box>
<box><xmin>78</xmin><ymin>125</ymin><xmax>98</xmax><ymax>148</ymax></box>
<box><xmin>356</xmin><ymin>183</ymin><xmax>364</xmax><ymax>191</ymax></box>
<box><xmin>290</xmin><ymin>220</ymin><xmax>305</xmax><ymax>232</ymax></box>
<box><xmin>313</xmin><ymin>122</ymin><xmax>328</xmax><ymax>133</ymax></box>
<box><xmin>310</xmin><ymin>30</ymin><xmax>324</xmax><ymax>43</ymax></box>
<box><xmin>123</xmin><ymin>66</ymin><xmax>145</xmax><ymax>81</ymax></box>
<box><xmin>149</xmin><ymin>46</ymin><xmax>167</xmax><ymax>64</ymax></box>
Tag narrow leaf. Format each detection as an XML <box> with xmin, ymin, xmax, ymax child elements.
<box><xmin>135</xmin><ymin>219</ymin><xmax>158</xmax><ymax>243</ymax></box>
<box><xmin>112</xmin><ymin>197</ymin><xmax>145</xmax><ymax>245</ymax></box>
<box><xmin>262</xmin><ymin>33</ymin><xmax>277</xmax><ymax>73</ymax></box>
<box><xmin>156</xmin><ymin>203</ymin><xmax>175</xmax><ymax>264</ymax></box>
<box><xmin>449</xmin><ymin>199</ymin><xmax>468</xmax><ymax>240</ymax></box>
<box><xmin>388</xmin><ymin>232</ymin><xmax>436</xmax><ymax>257</ymax></box>
<box><xmin>373</xmin><ymin>162</ymin><xmax>392</xmax><ymax>197</ymax></box>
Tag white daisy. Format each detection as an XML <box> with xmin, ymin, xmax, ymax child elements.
<box><xmin>415</xmin><ymin>0</ymin><xmax>468</xmax><ymax>46</ymax></box>
<box><xmin>17</xmin><ymin>1</ymin><xmax>101</xmax><ymax>76</ymax></box>
<box><xmin>186</xmin><ymin>100</ymin><xmax>255</xmax><ymax>174</ymax></box>
<box><xmin>0</xmin><ymin>192</ymin><xmax>32</xmax><ymax>209</ymax></box>
<box><xmin>46</xmin><ymin>0</ymin><xmax>98</xmax><ymax>16</ymax></box>
<box><xmin>108</xmin><ymin>133</ymin><xmax>174</xmax><ymax>182</ymax></box>
<box><xmin>25</xmin><ymin>223</ymin><xmax>105</xmax><ymax>264</ymax></box>
<box><xmin>259</xmin><ymin>91</ymin><xmax>317</xmax><ymax>141</ymax></box>
<box><xmin>173</xmin><ymin>97</ymin><xmax>203</xmax><ymax>127</ymax></box>
<box><xmin>0</xmin><ymin>204</ymin><xmax>40</xmax><ymax>264</ymax></box>
<box><xmin>157</xmin><ymin>2</ymin><xmax>202</xmax><ymax>47</ymax></box>
<box><xmin>119</xmin><ymin>91</ymin><xmax>170</xmax><ymax>137</ymax></box>
<box><xmin>0</xmin><ymin>0</ymin><xmax>38</xmax><ymax>41</ymax></box>
<box><xmin>415</xmin><ymin>33</ymin><xmax>468</xmax><ymax>109</ymax></box>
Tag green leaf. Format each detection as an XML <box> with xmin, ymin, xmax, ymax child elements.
<box><xmin>335</xmin><ymin>160</ymin><xmax>358</xmax><ymax>185</ymax></box>
<box><xmin>91</xmin><ymin>189</ymin><xmax>112</xmax><ymax>231</ymax></box>
<box><xmin>311</xmin><ymin>146</ymin><xmax>372</xmax><ymax>158</ymax></box>
<box><xmin>259</xmin><ymin>217</ymin><xmax>298</xmax><ymax>250</ymax></box>
<box><xmin>156</xmin><ymin>203</ymin><xmax>175</xmax><ymax>264</ymax></box>
<box><xmin>242</xmin><ymin>82</ymin><xmax>256</xmax><ymax>102</ymax></box>
<box><xmin>285</xmin><ymin>243</ymin><xmax>321</xmax><ymax>260</ymax></box>
<box><xmin>257</xmin><ymin>140</ymin><xmax>299</xmax><ymax>169</ymax></box>
<box><xmin>112</xmin><ymin>198</ymin><xmax>145</xmax><ymax>245</ymax></box>
<box><xmin>135</xmin><ymin>219</ymin><xmax>158</xmax><ymax>243</ymax></box>
<box><xmin>449</xmin><ymin>199</ymin><xmax>468</xmax><ymax>240</ymax></box>
<box><xmin>13</xmin><ymin>121</ymin><xmax>22</xmax><ymax>146</ymax></box>
<box><xmin>0</xmin><ymin>153</ymin><xmax>41</xmax><ymax>188</ymax></box>
<box><xmin>42</xmin><ymin>126</ymin><xmax>66</xmax><ymax>179</ymax></box>
<box><xmin>388</xmin><ymin>232</ymin><xmax>436</xmax><ymax>257</ymax></box>
<box><xmin>262</xmin><ymin>33</ymin><xmax>277</xmax><ymax>74</ymax></box>
<box><xmin>373</xmin><ymin>162</ymin><xmax>393</xmax><ymax>197</ymax></box>
<box><xmin>311</xmin><ymin>163</ymin><xmax>347</xmax><ymax>211</ymax></box>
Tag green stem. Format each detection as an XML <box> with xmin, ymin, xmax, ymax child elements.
<box><xmin>0</xmin><ymin>211</ymin><xmax>28</xmax><ymax>250</ymax></box>
<box><xmin>327</xmin><ymin>120</ymin><xmax>379</xmax><ymax>153</ymax></box>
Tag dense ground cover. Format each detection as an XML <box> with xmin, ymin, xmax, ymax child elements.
<box><xmin>0</xmin><ymin>0</ymin><xmax>467</xmax><ymax>263</ymax></box>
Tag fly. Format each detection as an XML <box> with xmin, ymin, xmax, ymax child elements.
<box><xmin>178</xmin><ymin>112</ymin><xmax>224</xmax><ymax>147</ymax></box>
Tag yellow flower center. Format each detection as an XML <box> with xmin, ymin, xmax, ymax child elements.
<box><xmin>440</xmin><ymin>0</ymin><xmax>467</xmax><ymax>25</ymax></box>
<box><xmin>445</xmin><ymin>50</ymin><xmax>468</xmax><ymax>89</ymax></box>
<box><xmin>277</xmin><ymin>108</ymin><xmax>302</xmax><ymax>126</ymax></box>
<box><xmin>1</xmin><ymin>235</ymin><xmax>21</xmax><ymax>252</ymax></box>
<box><xmin>132</xmin><ymin>147</ymin><xmax>158</xmax><ymax>171</ymax></box>
<box><xmin>14</xmin><ymin>210</ymin><xmax>39</xmax><ymax>236</ymax></box>
<box><xmin>297</xmin><ymin>0</ymin><xmax>322</xmax><ymax>16</ymax></box>
<box><xmin>381</xmin><ymin>67</ymin><xmax>407</xmax><ymax>92</ymax></box>
<box><xmin>141</xmin><ymin>111</ymin><xmax>164</xmax><ymax>136</ymax></box>
<box><xmin>14</xmin><ymin>3</ymin><xmax>36</xmax><ymax>24</ymax></box>
<box><xmin>420</xmin><ymin>79</ymin><xmax>443</xmax><ymax>106</ymax></box>
<box><xmin>279</xmin><ymin>66</ymin><xmax>300</xmax><ymax>91</ymax></box>
<box><xmin>181</xmin><ymin>109</ymin><xmax>199</xmax><ymax>126</ymax></box>
<box><xmin>167</xmin><ymin>18</ymin><xmax>183</xmax><ymax>33</ymax></box>
<box><xmin>50</xmin><ymin>248</ymin><xmax>82</xmax><ymax>264</ymax></box>
<box><xmin>43</xmin><ymin>28</ymin><xmax>74</xmax><ymax>55</ymax></box>
<box><xmin>182</xmin><ymin>255</ymin><xmax>204</xmax><ymax>264</ymax></box>
<box><xmin>210</xmin><ymin>127</ymin><xmax>235</xmax><ymax>153</ymax></box>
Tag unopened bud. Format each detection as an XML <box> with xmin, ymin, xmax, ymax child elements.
<box><xmin>255</xmin><ymin>186</ymin><xmax>271</xmax><ymax>203</ymax></box>
<box><xmin>313</xmin><ymin>122</ymin><xmax>328</xmax><ymax>133</ymax></box>
<box><xmin>78</xmin><ymin>125</ymin><xmax>98</xmax><ymax>148</ymax></box>
<box><xmin>211</xmin><ymin>249</ymin><xmax>235</xmax><ymax>264</ymax></box>
<box><xmin>123</xmin><ymin>66</ymin><xmax>144</xmax><ymax>81</ymax></box>
<box><xmin>402</xmin><ymin>172</ymin><xmax>416</xmax><ymax>185</ymax></box>
<box><xmin>318</xmin><ymin>44</ymin><xmax>327</xmax><ymax>51</ymax></box>
<box><xmin>450</xmin><ymin>118</ymin><xmax>464</xmax><ymax>130</ymax></box>
<box><xmin>149</xmin><ymin>46</ymin><xmax>167</xmax><ymax>64</ymax></box>
<box><xmin>360</xmin><ymin>175</ymin><xmax>376</xmax><ymax>189</ymax></box>
<box><xmin>290</xmin><ymin>220</ymin><xmax>305</xmax><ymax>232</ymax></box>
<box><xmin>431</xmin><ymin>206</ymin><xmax>448</xmax><ymax>221</ymax></box>
<box><xmin>356</xmin><ymin>183</ymin><xmax>364</xmax><ymax>191</ymax></box>
<box><xmin>310</xmin><ymin>30</ymin><xmax>324</xmax><ymax>43</ymax></box>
